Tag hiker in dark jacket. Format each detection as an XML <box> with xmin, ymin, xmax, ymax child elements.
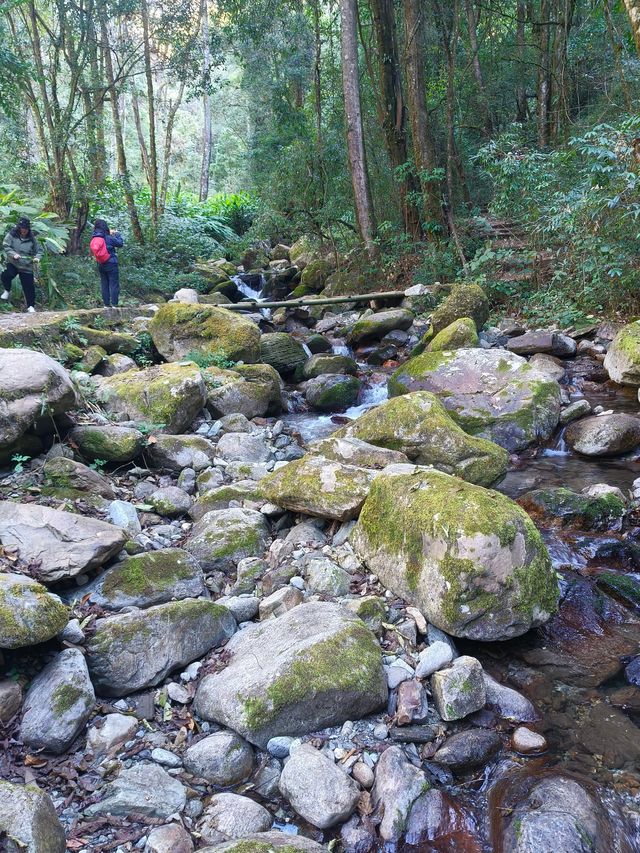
<box><xmin>1</xmin><ymin>217</ymin><xmax>44</xmax><ymax>313</ymax></box>
<box><xmin>90</xmin><ymin>218</ymin><xmax>124</xmax><ymax>307</ymax></box>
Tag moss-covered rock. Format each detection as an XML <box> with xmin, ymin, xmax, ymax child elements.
<box><xmin>194</xmin><ymin>601</ymin><xmax>387</xmax><ymax>747</ymax></box>
<box><xmin>305</xmin><ymin>333</ymin><xmax>333</xmax><ymax>354</ymax></box>
<box><xmin>95</xmin><ymin>352</ymin><xmax>137</xmax><ymax>376</ymax></box>
<box><xmin>389</xmin><ymin>348</ymin><xmax>562</xmax><ymax>452</ymax></box>
<box><xmin>519</xmin><ymin>487</ymin><xmax>626</xmax><ymax>531</ymax></box>
<box><xmin>300</xmin><ymin>259</ymin><xmax>333</xmax><ymax>293</ymax></box>
<box><xmin>43</xmin><ymin>456</ymin><xmax>116</xmax><ymax>498</ymax></box>
<box><xmin>145</xmin><ymin>433</ymin><xmax>217</xmax><ymax>472</ymax></box>
<box><xmin>0</xmin><ymin>573</ymin><xmax>68</xmax><ymax>649</ymax></box>
<box><xmin>148</xmin><ymin>303</ymin><xmax>260</xmax><ymax>364</ymax></box>
<box><xmin>322</xmin><ymin>270</ymin><xmax>366</xmax><ymax>297</ymax></box>
<box><xmin>352</xmin><ymin>470</ymin><xmax>559</xmax><ymax>641</ymax></box>
<box><xmin>86</xmin><ymin>598</ymin><xmax>236</xmax><ymax>696</ymax></box>
<box><xmin>97</xmin><ymin>362</ymin><xmax>206</xmax><ymax>433</ymax></box>
<box><xmin>429</xmin><ymin>283</ymin><xmax>489</xmax><ymax>334</ymax></box>
<box><xmin>234</xmin><ymin>363</ymin><xmax>284</xmax><ymax>414</ymax></box>
<box><xmin>305</xmin><ymin>374</ymin><xmax>362</xmax><ymax>412</ymax></box>
<box><xmin>302</xmin><ymin>353</ymin><xmax>358</xmax><ymax>379</ymax></box>
<box><xmin>198</xmin><ymin>831</ymin><xmax>328</xmax><ymax>853</ymax></box>
<box><xmin>186</xmin><ymin>507</ymin><xmax>270</xmax><ymax>573</ymax></box>
<box><xmin>260</xmin><ymin>333</ymin><xmax>308</xmax><ymax>378</ymax></box>
<box><xmin>190</xmin><ymin>482</ymin><xmax>261</xmax><ymax>521</ymax></box>
<box><xmin>603</xmin><ymin>320</ymin><xmax>640</xmax><ymax>385</ymax></box>
<box><xmin>260</xmin><ymin>455</ymin><xmax>374</xmax><ymax>521</ymax></box>
<box><xmin>309</xmin><ymin>436</ymin><xmax>409</xmax><ymax>469</ymax></box>
<box><xmin>76</xmin><ymin>344</ymin><xmax>107</xmax><ymax>373</ymax></box>
<box><xmin>85</xmin><ymin>548</ymin><xmax>206</xmax><ymax>610</ymax></box>
<box><xmin>333</xmin><ymin>391</ymin><xmax>508</xmax><ymax>486</ymax></box>
<box><xmin>427</xmin><ymin>317</ymin><xmax>479</xmax><ymax>352</ymax></box>
<box><xmin>74</xmin><ymin>327</ymin><xmax>139</xmax><ymax>355</ymax></box>
<box><xmin>0</xmin><ymin>780</ymin><xmax>67</xmax><ymax>853</ymax></box>
<box><xmin>597</xmin><ymin>572</ymin><xmax>640</xmax><ymax>610</ymax></box>
<box><xmin>348</xmin><ymin>309</ymin><xmax>414</xmax><ymax>345</ymax></box>
<box><xmin>69</xmin><ymin>424</ymin><xmax>146</xmax><ymax>462</ymax></box>
<box><xmin>203</xmin><ymin>366</ymin><xmax>272</xmax><ymax>419</ymax></box>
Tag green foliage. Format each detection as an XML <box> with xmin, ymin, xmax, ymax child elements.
<box><xmin>0</xmin><ymin>186</ymin><xmax>69</xmax><ymax>253</ymax></box>
<box><xmin>132</xmin><ymin>332</ymin><xmax>156</xmax><ymax>367</ymax></box>
<box><xmin>186</xmin><ymin>348</ymin><xmax>237</xmax><ymax>369</ymax></box>
<box><xmin>11</xmin><ymin>453</ymin><xmax>30</xmax><ymax>473</ymax></box>
<box><xmin>89</xmin><ymin>458</ymin><xmax>107</xmax><ymax>473</ymax></box>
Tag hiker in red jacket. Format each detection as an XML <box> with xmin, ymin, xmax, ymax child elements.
<box><xmin>90</xmin><ymin>218</ymin><xmax>124</xmax><ymax>307</ymax></box>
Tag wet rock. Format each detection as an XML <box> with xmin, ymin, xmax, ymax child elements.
<box><xmin>405</xmin><ymin>789</ymin><xmax>480</xmax><ymax>850</ymax></box>
<box><xmin>432</xmin><ymin>728</ymin><xmax>501</xmax><ymax>771</ymax></box>
<box><xmin>483</xmin><ymin>673</ymin><xmax>538</xmax><ymax>722</ymax></box>
<box><xmin>603</xmin><ymin>319</ymin><xmax>640</xmax><ymax>385</ymax></box>
<box><xmin>560</xmin><ymin>398</ymin><xmax>592</xmax><ymax>424</ymax></box>
<box><xmin>279</xmin><ymin>743</ymin><xmax>360</xmax><ymax>829</ymax></box>
<box><xmin>86</xmin><ymin>599</ymin><xmax>236</xmax><ymax>696</ymax></box>
<box><xmin>184</xmin><ymin>731</ymin><xmax>254</xmax><ymax>785</ymax></box>
<box><xmin>334</xmin><ymin>391</ymin><xmax>508</xmax><ymax>486</ymax></box>
<box><xmin>390</xmin><ymin>348</ymin><xmax>562</xmax><ymax>452</ymax></box>
<box><xmin>371</xmin><ymin>745</ymin><xmax>428</xmax><ymax>843</ymax></box>
<box><xmin>43</xmin><ymin>456</ymin><xmax>115</xmax><ymax>498</ymax></box>
<box><xmin>520</xmin><ymin>486</ymin><xmax>625</xmax><ymax>531</ymax></box>
<box><xmin>0</xmin><ymin>502</ymin><xmax>126</xmax><ymax>584</ymax></box>
<box><xmin>305</xmin><ymin>374</ymin><xmax>362</xmax><ymax>412</ymax></box>
<box><xmin>0</xmin><ymin>679</ymin><xmax>22</xmax><ymax>721</ymax></box>
<box><xmin>507</xmin><ymin>330</ymin><xmax>577</xmax><ymax>358</ymax></box>
<box><xmin>0</xmin><ymin>780</ymin><xmax>66</xmax><ymax>853</ymax></box>
<box><xmin>0</xmin><ymin>347</ymin><xmax>76</xmax><ymax>452</ymax></box>
<box><xmin>86</xmin><ymin>761</ymin><xmax>186</xmax><ymax>818</ymax></box>
<box><xmin>217</xmin><ymin>431</ymin><xmax>272</xmax><ymax>463</ymax></box>
<box><xmin>625</xmin><ymin>656</ymin><xmax>640</xmax><ymax>686</ymax></box>
<box><xmin>186</xmin><ymin>508</ymin><xmax>270</xmax><ymax>573</ymax></box>
<box><xmin>21</xmin><ymin>648</ymin><xmax>95</xmax><ymax>754</ymax></box>
<box><xmin>194</xmin><ymin>601</ymin><xmax>387</xmax><ymax>747</ymax></box>
<box><xmin>426</xmin><ymin>317</ymin><xmax>479</xmax><ymax>352</ymax></box>
<box><xmin>197</xmin><ymin>831</ymin><xmax>328</xmax><ymax>853</ymax></box>
<box><xmin>0</xmin><ymin>573</ymin><xmax>68</xmax><ymax>648</ymax></box>
<box><xmin>260</xmin><ymin>455</ymin><xmax>374</xmax><ymax>521</ymax></box>
<box><xmin>146</xmin><ymin>434</ymin><xmax>217</xmax><ymax>472</ymax></box>
<box><xmin>69</xmin><ymin>424</ymin><xmax>145</xmax><ymax>462</ymax></box>
<box><xmin>198</xmin><ymin>792</ymin><xmax>272</xmax><ymax>843</ymax></box>
<box><xmin>260</xmin><ymin>332</ymin><xmax>308</xmax><ymax>377</ymax></box>
<box><xmin>148</xmin><ymin>486</ymin><xmax>192</xmax><ymax>517</ymax></box>
<box><xmin>352</xmin><ymin>471</ymin><xmax>558</xmax><ymax>641</ymax></box>
<box><xmin>348</xmin><ymin>309</ymin><xmax>414</xmax><ymax>345</ymax></box>
<box><xmin>87</xmin><ymin>712</ymin><xmax>138</xmax><ymax>756</ymax></box>
<box><xmin>259</xmin><ymin>585</ymin><xmax>304</xmax><ymax>619</ymax></box>
<box><xmin>565</xmin><ymin>413</ymin><xmax>640</xmax><ymax>456</ymax></box>
<box><xmin>303</xmin><ymin>353</ymin><xmax>358</xmax><ymax>378</ymax></box>
<box><xmin>431</xmin><ymin>656</ymin><xmax>486</xmax><ymax>721</ymax></box>
<box><xmin>97</xmin><ymin>362</ymin><xmax>206</xmax><ymax>434</ymax></box>
<box><xmin>310</xmin><ymin>436</ymin><xmax>409</xmax><ymax>469</ymax></box>
<box><xmin>84</xmin><ymin>549</ymin><xmax>205</xmax><ymax>610</ymax></box>
<box><xmin>144</xmin><ymin>824</ymin><xmax>194</xmax><ymax>853</ymax></box>
<box><xmin>512</xmin><ymin>726</ymin><xmax>547</xmax><ymax>754</ymax></box>
<box><xmin>149</xmin><ymin>303</ymin><xmax>260</xmax><ymax>363</ymax></box>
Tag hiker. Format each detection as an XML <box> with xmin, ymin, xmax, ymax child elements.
<box><xmin>1</xmin><ymin>217</ymin><xmax>44</xmax><ymax>314</ymax></box>
<box><xmin>90</xmin><ymin>218</ymin><xmax>124</xmax><ymax>308</ymax></box>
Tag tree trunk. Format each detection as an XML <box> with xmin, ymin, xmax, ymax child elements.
<box><xmin>403</xmin><ymin>0</ymin><xmax>445</xmax><ymax>235</ymax></box>
<box><xmin>339</xmin><ymin>0</ymin><xmax>377</xmax><ymax>255</ymax></box>
<box><xmin>370</xmin><ymin>0</ymin><xmax>421</xmax><ymax>237</ymax></box>
<box><xmin>312</xmin><ymin>0</ymin><xmax>326</xmax><ymax>201</ymax></box>
<box><xmin>131</xmin><ymin>86</ymin><xmax>151</xmax><ymax>184</ymax></box>
<box><xmin>535</xmin><ymin>0</ymin><xmax>552</xmax><ymax>149</ymax></box>
<box><xmin>550</xmin><ymin>0</ymin><xmax>575</xmax><ymax>141</ymax></box>
<box><xmin>140</xmin><ymin>0</ymin><xmax>158</xmax><ymax>233</ymax></box>
<box><xmin>160</xmin><ymin>81</ymin><xmax>186</xmax><ymax>211</ymax></box>
<box><xmin>100</xmin><ymin>16</ymin><xmax>144</xmax><ymax>243</ymax></box>
<box><xmin>623</xmin><ymin>0</ymin><xmax>640</xmax><ymax>56</ymax></box>
<box><xmin>463</xmin><ymin>0</ymin><xmax>494</xmax><ymax>136</ymax></box>
<box><xmin>604</xmin><ymin>0</ymin><xmax>633</xmax><ymax>111</ymax></box>
<box><xmin>199</xmin><ymin>0</ymin><xmax>213</xmax><ymax>201</ymax></box>
<box><xmin>515</xmin><ymin>0</ymin><xmax>528</xmax><ymax>122</ymax></box>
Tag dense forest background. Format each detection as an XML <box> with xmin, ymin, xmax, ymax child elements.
<box><xmin>1</xmin><ymin>0</ymin><xmax>640</xmax><ymax>326</ymax></box>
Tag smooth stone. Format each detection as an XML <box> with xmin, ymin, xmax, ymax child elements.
<box><xmin>184</xmin><ymin>731</ymin><xmax>254</xmax><ymax>786</ymax></box>
<box><xmin>85</xmin><ymin>762</ymin><xmax>187</xmax><ymax>818</ymax></box>
<box><xmin>197</xmin><ymin>792</ymin><xmax>272</xmax><ymax>843</ymax></box>
<box><xmin>144</xmin><ymin>824</ymin><xmax>194</xmax><ymax>853</ymax></box>
<box><xmin>432</xmin><ymin>728</ymin><xmax>501</xmax><ymax>771</ymax></box>
<box><xmin>87</xmin><ymin>713</ymin><xmax>138</xmax><ymax>757</ymax></box>
<box><xmin>512</xmin><ymin>726</ymin><xmax>547</xmax><ymax>754</ymax></box>
<box><xmin>415</xmin><ymin>641</ymin><xmax>454</xmax><ymax>678</ymax></box>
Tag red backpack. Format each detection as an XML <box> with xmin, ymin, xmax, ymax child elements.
<box><xmin>90</xmin><ymin>235</ymin><xmax>111</xmax><ymax>264</ymax></box>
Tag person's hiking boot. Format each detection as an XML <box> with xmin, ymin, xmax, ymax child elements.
<box><xmin>27</xmin><ymin>306</ymin><xmax>35</xmax><ymax>313</ymax></box>
<box><xmin>0</xmin><ymin>290</ymin><xmax>9</xmax><ymax>301</ymax></box>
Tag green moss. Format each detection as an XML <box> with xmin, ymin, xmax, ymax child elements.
<box><xmin>308</xmin><ymin>376</ymin><xmax>362</xmax><ymax>412</ymax></box>
<box><xmin>0</xmin><ymin>580</ymin><xmax>68</xmax><ymax>648</ymax></box>
<box><xmin>426</xmin><ymin>317</ymin><xmax>479</xmax><ymax>352</ymax></box>
<box><xmin>100</xmin><ymin>552</ymin><xmax>195</xmax><ymax>601</ymax></box>
<box><xmin>597</xmin><ymin>573</ymin><xmax>640</xmax><ymax>609</ymax></box>
<box><xmin>240</xmin><ymin>622</ymin><xmax>382</xmax><ymax>732</ymax></box>
<box><xmin>73</xmin><ymin>426</ymin><xmax>144</xmax><ymax>462</ymax></box>
<box><xmin>520</xmin><ymin>487</ymin><xmax>625</xmax><ymax>530</ymax></box>
<box><xmin>429</xmin><ymin>283</ymin><xmax>489</xmax><ymax>334</ymax></box>
<box><xmin>52</xmin><ymin>683</ymin><xmax>85</xmax><ymax>716</ymax></box>
<box><xmin>388</xmin><ymin>350</ymin><xmax>456</xmax><ymax>396</ymax></box>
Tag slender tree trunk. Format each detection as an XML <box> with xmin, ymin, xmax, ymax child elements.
<box><xmin>402</xmin><ymin>0</ymin><xmax>445</xmax><ymax>235</ymax></box>
<box><xmin>339</xmin><ymin>0</ymin><xmax>377</xmax><ymax>256</ymax></box>
<box><xmin>131</xmin><ymin>86</ymin><xmax>151</xmax><ymax>183</ymax></box>
<box><xmin>140</xmin><ymin>0</ymin><xmax>158</xmax><ymax>232</ymax></box>
<box><xmin>550</xmin><ymin>0</ymin><xmax>575</xmax><ymax>141</ymax></box>
<box><xmin>604</xmin><ymin>0</ymin><xmax>633</xmax><ymax>110</ymax></box>
<box><xmin>623</xmin><ymin>0</ymin><xmax>640</xmax><ymax>56</ymax></box>
<box><xmin>515</xmin><ymin>0</ymin><xmax>528</xmax><ymax>122</ymax></box>
<box><xmin>199</xmin><ymin>0</ymin><xmax>213</xmax><ymax>201</ymax></box>
<box><xmin>100</xmin><ymin>16</ymin><xmax>144</xmax><ymax>243</ymax></box>
<box><xmin>160</xmin><ymin>81</ymin><xmax>186</xmax><ymax>211</ymax></box>
<box><xmin>463</xmin><ymin>0</ymin><xmax>494</xmax><ymax>136</ymax></box>
<box><xmin>312</xmin><ymin>0</ymin><xmax>326</xmax><ymax>201</ymax></box>
<box><xmin>535</xmin><ymin>0</ymin><xmax>552</xmax><ymax>148</ymax></box>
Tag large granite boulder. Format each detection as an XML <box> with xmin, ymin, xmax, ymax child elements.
<box><xmin>86</xmin><ymin>599</ymin><xmax>236</xmax><ymax>696</ymax></box>
<box><xmin>565</xmin><ymin>413</ymin><xmax>640</xmax><ymax>457</ymax></box>
<box><xmin>148</xmin><ymin>303</ymin><xmax>260</xmax><ymax>363</ymax></box>
<box><xmin>0</xmin><ymin>348</ymin><xmax>76</xmax><ymax>452</ymax></box>
<box><xmin>145</xmin><ymin>434</ymin><xmax>217</xmax><ymax>472</ymax></box>
<box><xmin>426</xmin><ymin>317</ymin><xmax>479</xmax><ymax>352</ymax></box>
<box><xmin>333</xmin><ymin>391</ymin><xmax>508</xmax><ymax>486</ymax></box>
<box><xmin>429</xmin><ymin>283</ymin><xmax>489</xmax><ymax>334</ymax></box>
<box><xmin>0</xmin><ymin>573</ymin><xmax>68</xmax><ymax>649</ymax></box>
<box><xmin>97</xmin><ymin>363</ymin><xmax>206</xmax><ymax>433</ymax></box>
<box><xmin>0</xmin><ymin>502</ymin><xmax>126</xmax><ymax>583</ymax></box>
<box><xmin>194</xmin><ymin>601</ymin><xmax>387</xmax><ymax>747</ymax></box>
<box><xmin>260</xmin><ymin>333</ymin><xmax>308</xmax><ymax>378</ymax></box>
<box><xmin>389</xmin><ymin>348</ymin><xmax>562</xmax><ymax>452</ymax></box>
<box><xmin>603</xmin><ymin>320</ymin><xmax>640</xmax><ymax>385</ymax></box>
<box><xmin>204</xmin><ymin>366</ymin><xmax>273</xmax><ymax>419</ymax></box>
<box><xmin>186</xmin><ymin>508</ymin><xmax>270</xmax><ymax>572</ymax></box>
<box><xmin>348</xmin><ymin>309</ymin><xmax>414</xmax><ymax>345</ymax></box>
<box><xmin>0</xmin><ymin>781</ymin><xmax>66</xmax><ymax>853</ymax></box>
<box><xmin>352</xmin><ymin>470</ymin><xmax>559</xmax><ymax>641</ymax></box>
<box><xmin>69</xmin><ymin>424</ymin><xmax>146</xmax><ymax>462</ymax></box>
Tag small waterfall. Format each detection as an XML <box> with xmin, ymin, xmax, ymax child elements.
<box><xmin>232</xmin><ymin>274</ymin><xmax>267</xmax><ymax>303</ymax></box>
<box><xmin>540</xmin><ymin>428</ymin><xmax>568</xmax><ymax>457</ymax></box>
<box><xmin>342</xmin><ymin>379</ymin><xmax>389</xmax><ymax>420</ymax></box>
<box><xmin>332</xmin><ymin>342</ymin><xmax>352</xmax><ymax>357</ymax></box>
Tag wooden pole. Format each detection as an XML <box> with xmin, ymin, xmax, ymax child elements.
<box><xmin>222</xmin><ymin>290</ymin><xmax>406</xmax><ymax>311</ymax></box>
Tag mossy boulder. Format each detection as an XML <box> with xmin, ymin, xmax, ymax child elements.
<box><xmin>95</xmin><ymin>353</ymin><xmax>138</xmax><ymax>377</ymax></box>
<box><xmin>597</xmin><ymin>572</ymin><xmax>640</xmax><ymax>610</ymax></box>
<box><xmin>77</xmin><ymin>344</ymin><xmax>107</xmax><ymax>373</ymax></box>
<box><xmin>0</xmin><ymin>781</ymin><xmax>66</xmax><ymax>853</ymax></box>
<box><xmin>86</xmin><ymin>599</ymin><xmax>236</xmax><ymax>696</ymax></box>
<box><xmin>149</xmin><ymin>303</ymin><xmax>261</xmax><ymax>363</ymax></box>
<box><xmin>234</xmin><ymin>363</ymin><xmax>284</xmax><ymax>414</ymax></box>
<box><xmin>84</xmin><ymin>548</ymin><xmax>206</xmax><ymax>610</ymax></box>
<box><xmin>260</xmin><ymin>333</ymin><xmax>308</xmax><ymax>378</ymax></box>
<box><xmin>352</xmin><ymin>470</ymin><xmax>559</xmax><ymax>641</ymax></box>
<box><xmin>0</xmin><ymin>573</ymin><xmax>68</xmax><ymax>649</ymax></box>
<box><xmin>97</xmin><ymin>362</ymin><xmax>206</xmax><ymax>433</ymax></box>
<box><xmin>305</xmin><ymin>374</ymin><xmax>362</xmax><ymax>412</ymax></box>
<box><xmin>603</xmin><ymin>320</ymin><xmax>640</xmax><ymax>385</ymax></box>
<box><xmin>427</xmin><ymin>317</ymin><xmax>479</xmax><ymax>352</ymax></box>
<box><xmin>309</xmin><ymin>436</ymin><xmax>409</xmax><ymax>469</ymax></box>
<box><xmin>302</xmin><ymin>353</ymin><xmax>358</xmax><ymax>379</ymax></box>
<box><xmin>306</xmin><ymin>334</ymin><xmax>333</xmax><ymax>354</ymax></box>
<box><xmin>260</xmin><ymin>455</ymin><xmax>374</xmax><ymax>521</ymax></box>
<box><xmin>203</xmin><ymin>366</ymin><xmax>273</xmax><ymax>419</ymax></box>
<box><xmin>300</xmin><ymin>259</ymin><xmax>333</xmax><ymax>293</ymax></box>
<box><xmin>75</xmin><ymin>327</ymin><xmax>138</xmax><ymax>354</ymax></box>
<box><xmin>69</xmin><ymin>424</ymin><xmax>146</xmax><ymax>462</ymax></box>
<box><xmin>186</xmin><ymin>508</ymin><xmax>271</xmax><ymax>573</ymax></box>
<box><xmin>323</xmin><ymin>270</ymin><xmax>366</xmax><ymax>297</ymax></box>
<box><xmin>145</xmin><ymin>434</ymin><xmax>217</xmax><ymax>472</ymax></box>
<box><xmin>348</xmin><ymin>309</ymin><xmax>414</xmax><ymax>345</ymax></box>
<box><xmin>519</xmin><ymin>487</ymin><xmax>626</xmax><ymax>531</ymax></box>
<box><xmin>389</xmin><ymin>348</ymin><xmax>562</xmax><ymax>452</ymax></box>
<box><xmin>429</xmin><ymin>283</ymin><xmax>489</xmax><ymax>334</ymax></box>
<box><xmin>194</xmin><ymin>601</ymin><xmax>387</xmax><ymax>747</ymax></box>
<box><xmin>43</xmin><ymin>456</ymin><xmax>115</xmax><ymax>498</ymax></box>
<box><xmin>333</xmin><ymin>391</ymin><xmax>508</xmax><ymax>486</ymax></box>
<box><xmin>190</xmin><ymin>482</ymin><xmax>261</xmax><ymax>521</ymax></box>
<box><xmin>198</xmin><ymin>831</ymin><xmax>328</xmax><ymax>853</ymax></box>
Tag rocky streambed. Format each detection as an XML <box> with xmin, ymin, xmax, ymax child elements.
<box><xmin>1</xmin><ymin>260</ymin><xmax>640</xmax><ymax>853</ymax></box>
